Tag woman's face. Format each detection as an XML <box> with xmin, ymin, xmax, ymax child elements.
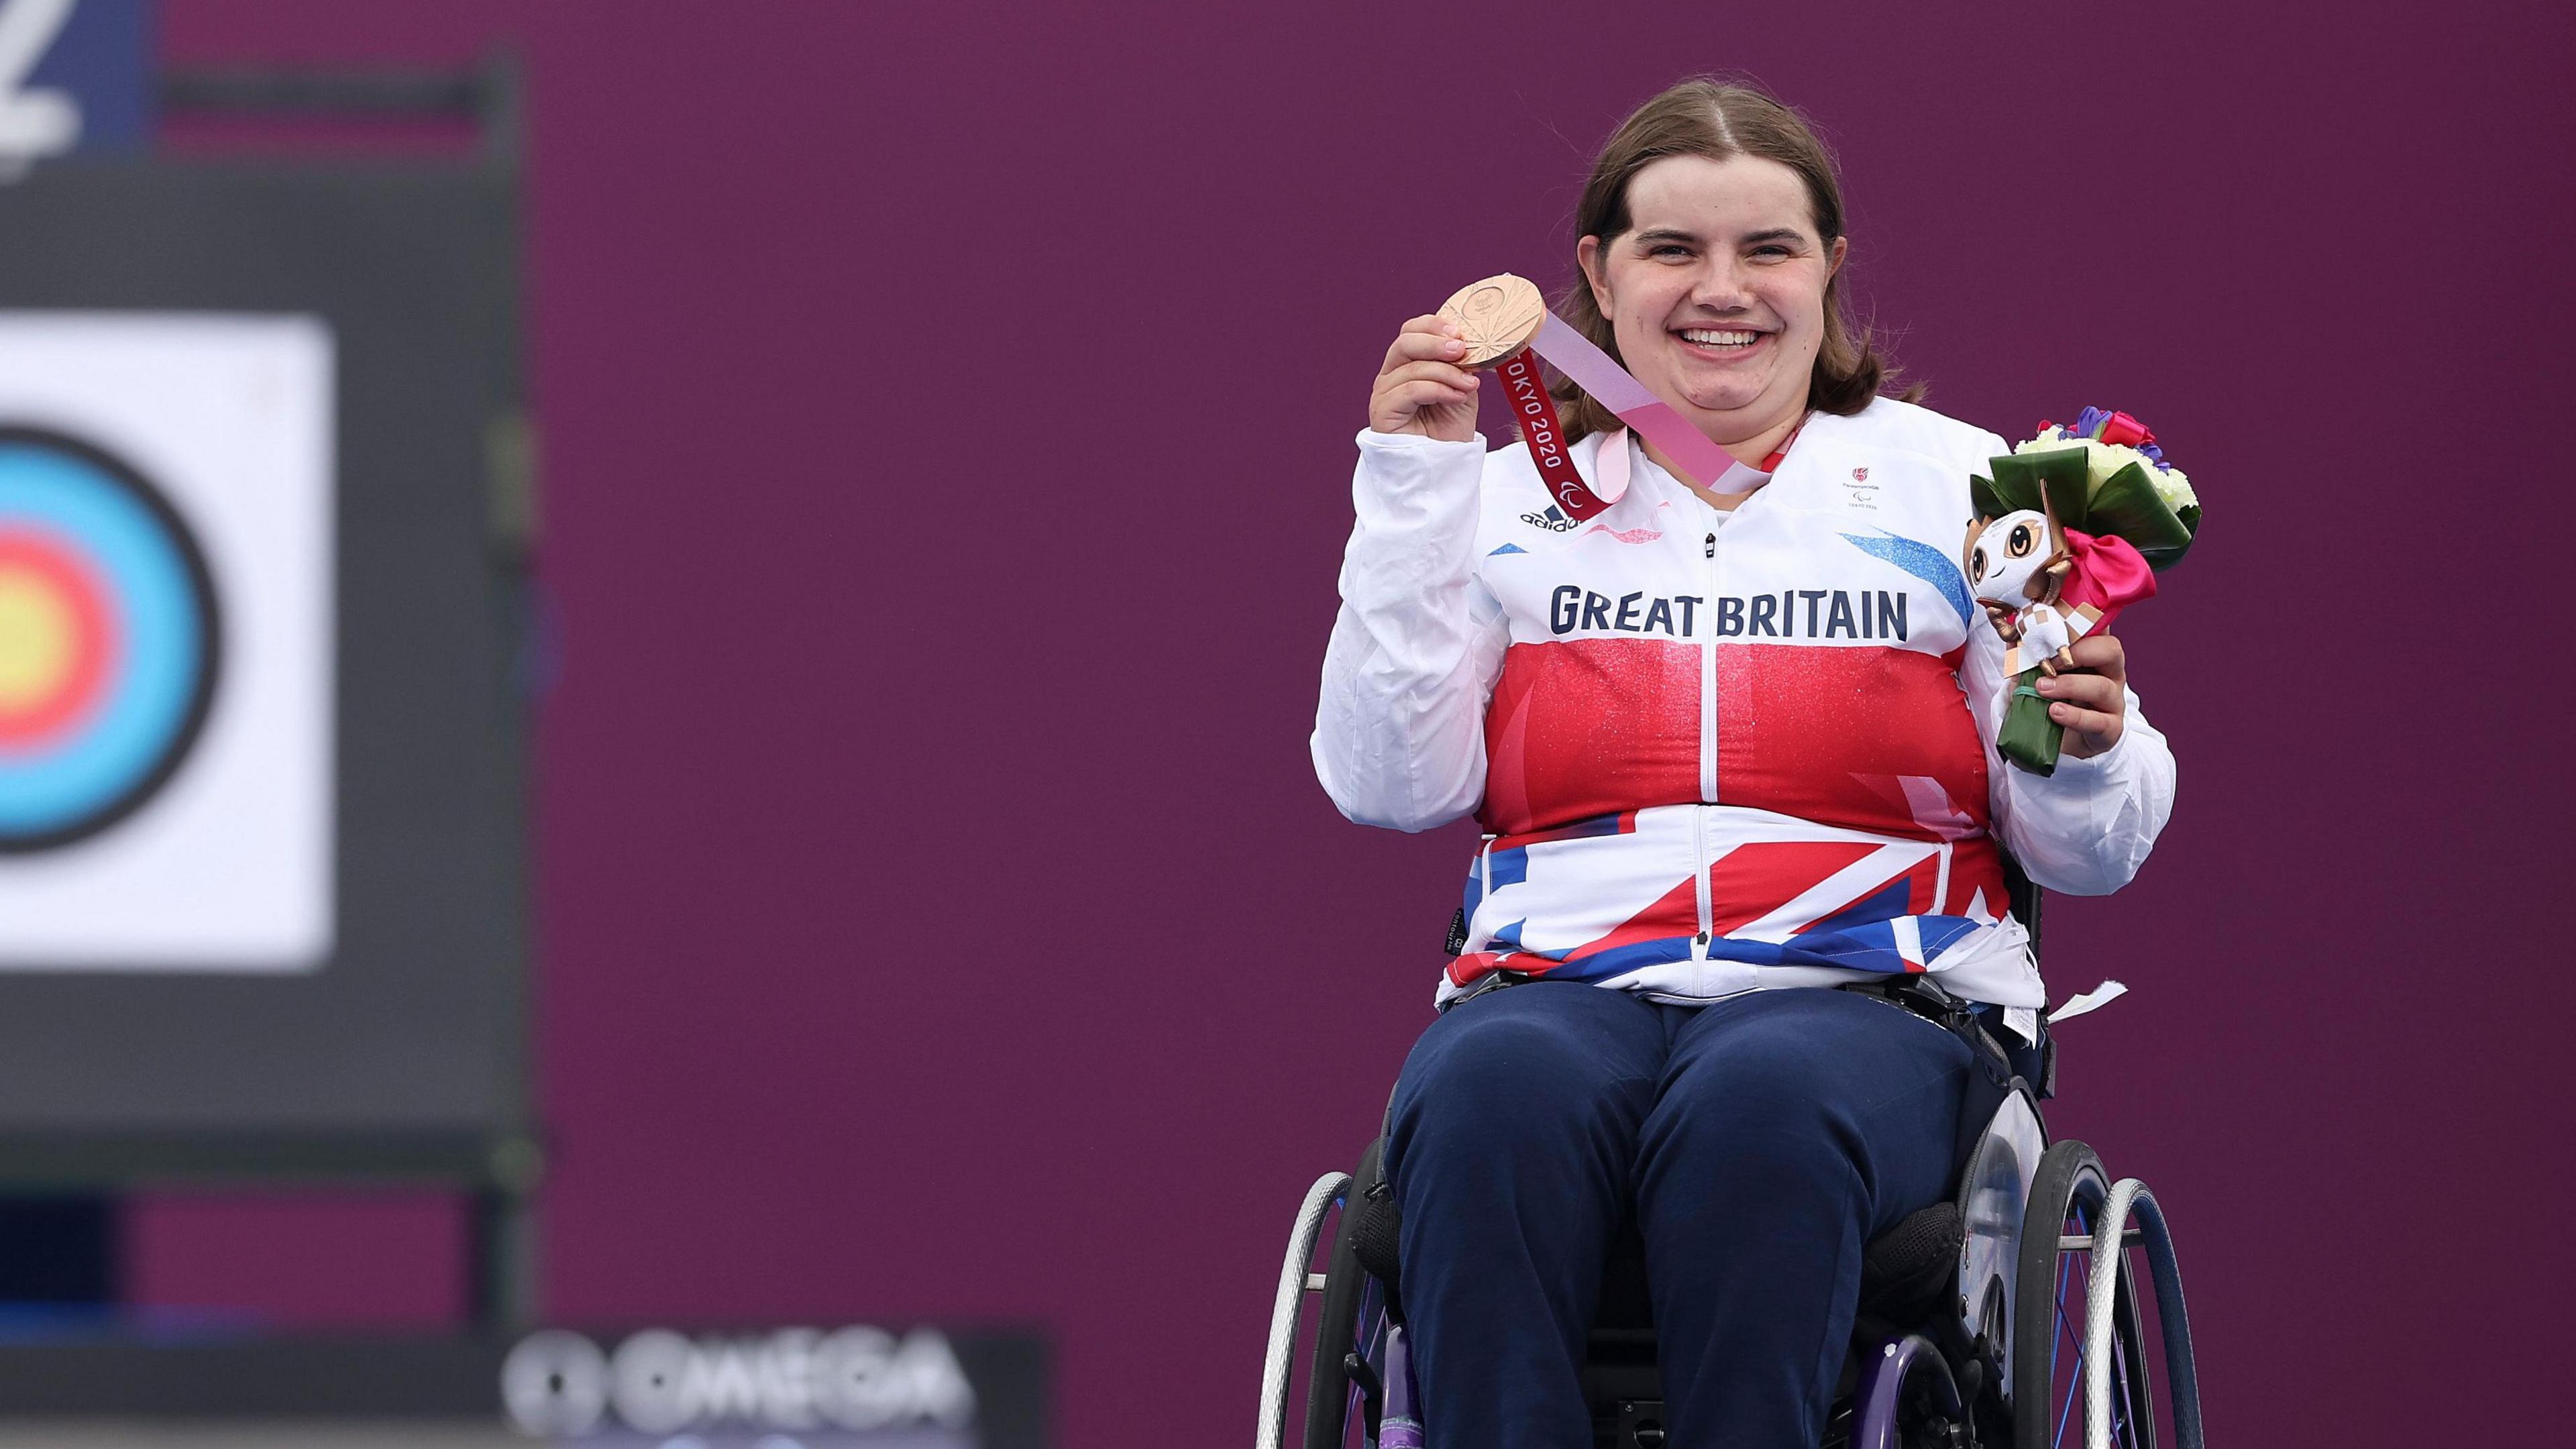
<box><xmin>1578</xmin><ymin>153</ymin><xmax>1845</xmax><ymax>447</ymax></box>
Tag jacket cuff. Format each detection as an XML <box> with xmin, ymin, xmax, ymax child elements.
<box><xmin>2041</xmin><ymin>725</ymin><xmax>2133</xmax><ymax>784</ymax></box>
<box><xmin>1352</xmin><ymin>431</ymin><xmax>1487</xmax><ymax>519</ymax></box>
<box><xmin>2010</xmin><ymin>727</ymin><xmax>2140</xmax><ymax>838</ymax></box>
<box><xmin>1357</xmin><ymin>428</ymin><xmax>1485</xmax><ymax>453</ymax></box>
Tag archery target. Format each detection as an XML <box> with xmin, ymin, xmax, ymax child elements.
<box><xmin>0</xmin><ymin>428</ymin><xmax>221</xmax><ymax>850</ymax></box>
<box><xmin>0</xmin><ymin>313</ymin><xmax>332</xmax><ymax>971</ymax></box>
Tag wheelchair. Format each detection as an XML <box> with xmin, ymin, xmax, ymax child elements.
<box><xmin>1256</xmin><ymin>876</ymin><xmax>2203</xmax><ymax>1449</ymax></box>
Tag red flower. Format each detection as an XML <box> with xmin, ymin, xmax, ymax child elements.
<box><xmin>2096</xmin><ymin>411</ymin><xmax>2156</xmax><ymax>447</ymax></box>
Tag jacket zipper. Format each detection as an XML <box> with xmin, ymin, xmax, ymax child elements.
<box><xmin>1701</xmin><ymin>528</ymin><xmax>1720</xmax><ymax>802</ymax></box>
<box><xmin>1693</xmin><ymin>525</ymin><xmax>1719</xmax><ymax>958</ymax></box>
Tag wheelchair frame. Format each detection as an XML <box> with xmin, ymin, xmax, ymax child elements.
<box><xmin>1257</xmin><ymin>875</ymin><xmax>2204</xmax><ymax>1449</ymax></box>
<box><xmin>1261</xmin><ymin>1112</ymin><xmax>2201</xmax><ymax>1449</ymax></box>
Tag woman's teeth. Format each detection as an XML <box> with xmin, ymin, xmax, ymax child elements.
<box><xmin>1678</xmin><ymin>329</ymin><xmax>1761</xmax><ymax>347</ymax></box>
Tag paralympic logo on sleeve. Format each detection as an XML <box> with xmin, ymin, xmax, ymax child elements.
<box><xmin>0</xmin><ymin>425</ymin><xmax>221</xmax><ymax>853</ymax></box>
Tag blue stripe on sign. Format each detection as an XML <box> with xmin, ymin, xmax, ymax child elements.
<box><xmin>1838</xmin><ymin>531</ymin><xmax>1972</xmax><ymax>629</ymax></box>
<box><xmin>0</xmin><ymin>444</ymin><xmax>208</xmax><ymax>833</ymax></box>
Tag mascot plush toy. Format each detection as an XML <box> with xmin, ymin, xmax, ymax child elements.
<box><xmin>1969</xmin><ymin>408</ymin><xmax>2201</xmax><ymax>775</ymax></box>
<box><xmin>1968</xmin><ymin>508</ymin><xmax>2078</xmax><ymax>676</ymax></box>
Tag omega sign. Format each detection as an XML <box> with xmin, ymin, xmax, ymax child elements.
<box><xmin>502</xmin><ymin>1326</ymin><xmax>977</xmax><ymax>1440</ymax></box>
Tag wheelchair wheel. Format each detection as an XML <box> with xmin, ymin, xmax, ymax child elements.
<box><xmin>2012</xmin><ymin>1141</ymin><xmax>2155</xmax><ymax>1449</ymax></box>
<box><xmin>1259</xmin><ymin>1170</ymin><xmax>1349</xmax><ymax>1449</ymax></box>
<box><xmin>1301</xmin><ymin>1140</ymin><xmax>1391</xmax><ymax>1449</ymax></box>
<box><xmin>1839</xmin><ymin>1332</ymin><xmax>1970</xmax><ymax>1449</ymax></box>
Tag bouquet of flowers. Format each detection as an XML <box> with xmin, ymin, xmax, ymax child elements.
<box><xmin>1965</xmin><ymin>407</ymin><xmax>2202</xmax><ymax>775</ymax></box>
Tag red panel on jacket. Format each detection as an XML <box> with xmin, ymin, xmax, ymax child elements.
<box><xmin>1478</xmin><ymin>638</ymin><xmax>1699</xmax><ymax>837</ymax></box>
<box><xmin>1716</xmin><ymin>643</ymin><xmax>1992</xmax><ymax>842</ymax></box>
<box><xmin>1479</xmin><ymin>635</ymin><xmax>1996</xmax><ymax>847</ymax></box>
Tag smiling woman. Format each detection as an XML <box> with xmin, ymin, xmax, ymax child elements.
<box><xmin>1318</xmin><ymin>76</ymin><xmax>2179</xmax><ymax>1449</ymax></box>
<box><xmin>1554</xmin><ymin>80</ymin><xmax>1912</xmax><ymax>459</ymax></box>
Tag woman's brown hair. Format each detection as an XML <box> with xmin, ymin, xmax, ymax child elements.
<box><xmin>1553</xmin><ymin>78</ymin><xmax>1915</xmax><ymax>439</ymax></box>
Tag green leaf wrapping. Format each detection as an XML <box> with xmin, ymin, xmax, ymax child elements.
<box><xmin>1971</xmin><ymin>472</ymin><xmax>2009</xmax><ymax>523</ymax></box>
<box><xmin>2086</xmin><ymin>461</ymin><xmax>2198</xmax><ymax>571</ymax></box>
<box><xmin>1999</xmin><ymin>670</ymin><xmax>2063</xmax><ymax>775</ymax></box>
<box><xmin>1976</xmin><ymin>448</ymin><xmax>2201</xmax><ymax>572</ymax></box>
<box><xmin>1980</xmin><ymin>451</ymin><xmax>2083</xmax><ymax>519</ymax></box>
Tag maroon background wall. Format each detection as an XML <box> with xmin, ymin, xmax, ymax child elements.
<box><xmin>142</xmin><ymin>1</ymin><xmax>2575</xmax><ymax>1442</ymax></box>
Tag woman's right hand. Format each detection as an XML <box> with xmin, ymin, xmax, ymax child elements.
<box><xmin>1368</xmin><ymin>315</ymin><xmax>1481</xmax><ymax>441</ymax></box>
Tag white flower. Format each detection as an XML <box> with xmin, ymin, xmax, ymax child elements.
<box><xmin>2013</xmin><ymin>429</ymin><xmax>2194</xmax><ymax>514</ymax></box>
<box><xmin>2149</xmin><ymin>464</ymin><xmax>2196</xmax><ymax>513</ymax></box>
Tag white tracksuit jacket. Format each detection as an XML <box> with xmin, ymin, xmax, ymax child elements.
<box><xmin>1311</xmin><ymin>397</ymin><xmax>2176</xmax><ymax>1009</ymax></box>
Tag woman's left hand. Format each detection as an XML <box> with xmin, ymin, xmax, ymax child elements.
<box><xmin>2037</xmin><ymin>635</ymin><xmax>2127</xmax><ymax>759</ymax></box>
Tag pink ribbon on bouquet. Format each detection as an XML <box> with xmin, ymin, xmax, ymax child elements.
<box><xmin>2058</xmin><ymin>528</ymin><xmax>2157</xmax><ymax>635</ymax></box>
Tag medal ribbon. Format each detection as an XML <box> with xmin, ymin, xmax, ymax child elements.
<box><xmin>1491</xmin><ymin>313</ymin><xmax>1784</xmax><ymax>516</ymax></box>
<box><xmin>1491</xmin><ymin>347</ymin><xmax>1599</xmax><ymax>520</ymax></box>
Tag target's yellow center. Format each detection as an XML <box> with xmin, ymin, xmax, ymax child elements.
<box><xmin>0</xmin><ymin>564</ymin><xmax>78</xmax><ymax>710</ymax></box>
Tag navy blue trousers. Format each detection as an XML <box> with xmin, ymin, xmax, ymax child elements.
<box><xmin>1385</xmin><ymin>983</ymin><xmax>1972</xmax><ymax>1449</ymax></box>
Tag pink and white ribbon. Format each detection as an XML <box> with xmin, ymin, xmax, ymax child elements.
<box><xmin>1529</xmin><ymin>315</ymin><xmax>1770</xmax><ymax>496</ymax></box>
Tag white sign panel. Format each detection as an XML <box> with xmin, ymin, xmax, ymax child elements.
<box><xmin>0</xmin><ymin>312</ymin><xmax>333</xmax><ymax>970</ymax></box>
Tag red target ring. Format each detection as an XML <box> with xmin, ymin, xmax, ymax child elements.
<box><xmin>0</xmin><ymin>525</ymin><xmax>118</xmax><ymax>754</ymax></box>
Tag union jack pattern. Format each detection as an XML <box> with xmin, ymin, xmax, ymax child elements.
<box><xmin>1448</xmin><ymin>802</ymin><xmax>2010</xmax><ymax>1000</ymax></box>
<box><xmin>1438</xmin><ymin>409</ymin><xmax>2034</xmax><ymax>1006</ymax></box>
<box><xmin>1316</xmin><ymin>400</ymin><xmax>2175</xmax><ymax>1012</ymax></box>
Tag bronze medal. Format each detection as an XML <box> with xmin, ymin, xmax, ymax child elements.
<box><xmin>1437</xmin><ymin>274</ymin><xmax>1547</xmax><ymax>369</ymax></box>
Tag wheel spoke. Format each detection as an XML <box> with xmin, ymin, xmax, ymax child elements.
<box><xmin>2057</xmin><ymin>1261</ymin><xmax>2084</xmax><ymax>1356</ymax></box>
<box><xmin>2055</xmin><ymin>1352</ymin><xmax>2082</xmax><ymax>1449</ymax></box>
<box><xmin>2109</xmin><ymin>1311</ymin><xmax>2138</xmax><ymax>1446</ymax></box>
<box><xmin>2052</xmin><ymin>1238</ymin><xmax>2078</xmax><ymax>1377</ymax></box>
<box><xmin>2053</xmin><ymin>1205</ymin><xmax>2091</xmax><ymax>1449</ymax></box>
<box><xmin>2055</xmin><ymin>1285</ymin><xmax>2087</xmax><ymax>1449</ymax></box>
<box><xmin>2108</xmin><ymin>1248</ymin><xmax>2149</xmax><ymax>1449</ymax></box>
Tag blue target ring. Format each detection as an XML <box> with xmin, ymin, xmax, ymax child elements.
<box><xmin>0</xmin><ymin>426</ymin><xmax>221</xmax><ymax>852</ymax></box>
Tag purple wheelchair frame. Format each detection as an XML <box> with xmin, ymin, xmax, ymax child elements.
<box><xmin>1351</xmin><ymin>1307</ymin><xmax>1952</xmax><ymax>1449</ymax></box>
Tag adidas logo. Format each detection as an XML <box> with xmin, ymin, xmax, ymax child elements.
<box><xmin>1519</xmin><ymin>504</ymin><xmax>1575</xmax><ymax>533</ymax></box>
